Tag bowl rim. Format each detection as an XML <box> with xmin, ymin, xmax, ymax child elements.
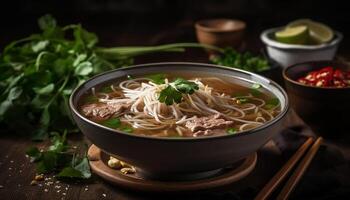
<box><xmin>260</xmin><ymin>27</ymin><xmax>343</xmax><ymax>50</ymax></box>
<box><xmin>69</xmin><ymin>62</ymin><xmax>289</xmax><ymax>142</ymax></box>
<box><xmin>283</xmin><ymin>60</ymin><xmax>350</xmax><ymax>90</ymax></box>
<box><xmin>195</xmin><ymin>18</ymin><xmax>246</xmax><ymax>33</ymax></box>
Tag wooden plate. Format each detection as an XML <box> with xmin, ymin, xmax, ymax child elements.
<box><xmin>88</xmin><ymin>145</ymin><xmax>257</xmax><ymax>192</ymax></box>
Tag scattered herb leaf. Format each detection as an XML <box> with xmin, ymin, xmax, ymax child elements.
<box><xmin>26</xmin><ymin>130</ymin><xmax>91</xmax><ymax>179</ymax></box>
<box><xmin>100</xmin><ymin>118</ymin><xmax>121</xmax><ymax>129</ymax></box>
<box><xmin>264</xmin><ymin>98</ymin><xmax>280</xmax><ymax>109</ymax></box>
<box><xmin>121</xmin><ymin>126</ymin><xmax>133</xmax><ymax>133</ymax></box>
<box><xmin>210</xmin><ymin>48</ymin><xmax>270</xmax><ymax>72</ymax></box>
<box><xmin>147</xmin><ymin>74</ymin><xmax>166</xmax><ymax>84</ymax></box>
<box><xmin>227</xmin><ymin>128</ymin><xmax>238</xmax><ymax>134</ymax></box>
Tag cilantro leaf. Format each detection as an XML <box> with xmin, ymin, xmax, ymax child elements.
<box><xmin>100</xmin><ymin>118</ymin><xmax>121</xmax><ymax>129</ymax></box>
<box><xmin>173</xmin><ymin>78</ymin><xmax>199</xmax><ymax>94</ymax></box>
<box><xmin>158</xmin><ymin>78</ymin><xmax>199</xmax><ymax>105</ymax></box>
<box><xmin>227</xmin><ymin>128</ymin><xmax>238</xmax><ymax>134</ymax></box>
<box><xmin>147</xmin><ymin>74</ymin><xmax>166</xmax><ymax>84</ymax></box>
<box><xmin>158</xmin><ymin>85</ymin><xmax>183</xmax><ymax>105</ymax></box>
<box><xmin>264</xmin><ymin>97</ymin><xmax>280</xmax><ymax>109</ymax></box>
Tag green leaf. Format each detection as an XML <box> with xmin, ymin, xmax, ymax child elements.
<box><xmin>73</xmin><ymin>54</ymin><xmax>87</xmax><ymax>67</ymax></box>
<box><xmin>32</xmin><ymin>40</ymin><xmax>49</xmax><ymax>53</ymax></box>
<box><xmin>40</xmin><ymin>107</ymin><xmax>50</xmax><ymax>127</ymax></box>
<box><xmin>158</xmin><ymin>85</ymin><xmax>183</xmax><ymax>105</ymax></box>
<box><xmin>73</xmin><ymin>157</ymin><xmax>91</xmax><ymax>179</ymax></box>
<box><xmin>264</xmin><ymin>98</ymin><xmax>280</xmax><ymax>109</ymax></box>
<box><xmin>227</xmin><ymin>127</ymin><xmax>237</xmax><ymax>134</ymax></box>
<box><xmin>173</xmin><ymin>78</ymin><xmax>199</xmax><ymax>94</ymax></box>
<box><xmin>74</xmin><ymin>61</ymin><xmax>93</xmax><ymax>76</ymax></box>
<box><xmin>26</xmin><ymin>147</ymin><xmax>42</xmax><ymax>162</ymax></box>
<box><xmin>38</xmin><ymin>14</ymin><xmax>56</xmax><ymax>31</ymax></box>
<box><xmin>57</xmin><ymin>157</ymin><xmax>91</xmax><ymax>179</ymax></box>
<box><xmin>31</xmin><ymin>128</ymin><xmax>48</xmax><ymax>141</ymax></box>
<box><xmin>57</xmin><ymin>167</ymin><xmax>83</xmax><ymax>178</ymax></box>
<box><xmin>48</xmin><ymin>131</ymin><xmax>68</xmax><ymax>152</ymax></box>
<box><xmin>100</xmin><ymin>118</ymin><xmax>121</xmax><ymax>129</ymax></box>
<box><xmin>8</xmin><ymin>86</ymin><xmax>23</xmax><ymax>101</ymax></box>
<box><xmin>252</xmin><ymin>83</ymin><xmax>261</xmax><ymax>89</ymax></box>
<box><xmin>36</xmin><ymin>151</ymin><xmax>58</xmax><ymax>173</ymax></box>
<box><xmin>147</xmin><ymin>74</ymin><xmax>166</xmax><ymax>84</ymax></box>
<box><xmin>33</xmin><ymin>83</ymin><xmax>54</xmax><ymax>95</ymax></box>
<box><xmin>121</xmin><ymin>126</ymin><xmax>133</xmax><ymax>133</ymax></box>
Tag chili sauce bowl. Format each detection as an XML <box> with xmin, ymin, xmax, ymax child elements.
<box><xmin>261</xmin><ymin>27</ymin><xmax>343</xmax><ymax>68</ymax></box>
<box><xmin>70</xmin><ymin>62</ymin><xmax>289</xmax><ymax>180</ymax></box>
<box><xmin>283</xmin><ymin>60</ymin><xmax>350</xmax><ymax>137</ymax></box>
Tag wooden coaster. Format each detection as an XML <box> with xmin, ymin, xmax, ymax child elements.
<box><xmin>88</xmin><ymin>145</ymin><xmax>257</xmax><ymax>192</ymax></box>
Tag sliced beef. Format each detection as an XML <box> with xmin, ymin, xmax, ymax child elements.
<box><xmin>81</xmin><ymin>103</ymin><xmax>129</xmax><ymax>119</ymax></box>
<box><xmin>185</xmin><ymin>114</ymin><xmax>234</xmax><ymax>132</ymax></box>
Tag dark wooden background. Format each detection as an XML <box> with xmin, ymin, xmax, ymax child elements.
<box><xmin>1</xmin><ymin>1</ymin><xmax>350</xmax><ymax>199</ymax></box>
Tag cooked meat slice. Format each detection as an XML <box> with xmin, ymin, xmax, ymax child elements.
<box><xmin>81</xmin><ymin>103</ymin><xmax>129</xmax><ymax>119</ymax></box>
<box><xmin>185</xmin><ymin>114</ymin><xmax>234</xmax><ymax>132</ymax></box>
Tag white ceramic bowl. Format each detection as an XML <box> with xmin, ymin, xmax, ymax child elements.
<box><xmin>260</xmin><ymin>27</ymin><xmax>343</xmax><ymax>68</ymax></box>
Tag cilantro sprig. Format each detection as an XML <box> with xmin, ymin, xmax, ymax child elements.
<box><xmin>210</xmin><ymin>48</ymin><xmax>270</xmax><ymax>72</ymax></box>
<box><xmin>158</xmin><ymin>78</ymin><xmax>199</xmax><ymax>105</ymax></box>
<box><xmin>26</xmin><ymin>131</ymin><xmax>91</xmax><ymax>179</ymax></box>
<box><xmin>0</xmin><ymin>15</ymin><xmax>212</xmax><ymax>140</ymax></box>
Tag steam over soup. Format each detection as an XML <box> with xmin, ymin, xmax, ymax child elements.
<box><xmin>79</xmin><ymin>74</ymin><xmax>281</xmax><ymax>137</ymax></box>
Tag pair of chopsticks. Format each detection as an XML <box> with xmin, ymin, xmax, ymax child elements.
<box><xmin>255</xmin><ymin>137</ymin><xmax>323</xmax><ymax>200</ymax></box>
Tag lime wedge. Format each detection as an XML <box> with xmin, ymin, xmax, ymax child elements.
<box><xmin>287</xmin><ymin>19</ymin><xmax>334</xmax><ymax>44</ymax></box>
<box><xmin>275</xmin><ymin>25</ymin><xmax>309</xmax><ymax>44</ymax></box>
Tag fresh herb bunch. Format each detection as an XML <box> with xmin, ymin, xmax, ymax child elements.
<box><xmin>26</xmin><ymin>131</ymin><xmax>91</xmax><ymax>179</ymax></box>
<box><xmin>158</xmin><ymin>78</ymin><xmax>199</xmax><ymax>105</ymax></box>
<box><xmin>0</xmin><ymin>15</ymin><xmax>216</xmax><ymax>140</ymax></box>
<box><xmin>210</xmin><ymin>48</ymin><xmax>270</xmax><ymax>72</ymax></box>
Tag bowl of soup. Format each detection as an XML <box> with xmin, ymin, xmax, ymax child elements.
<box><xmin>69</xmin><ymin>62</ymin><xmax>289</xmax><ymax>180</ymax></box>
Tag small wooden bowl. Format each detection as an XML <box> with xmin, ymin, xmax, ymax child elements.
<box><xmin>283</xmin><ymin>60</ymin><xmax>350</xmax><ymax>137</ymax></box>
<box><xmin>195</xmin><ymin>19</ymin><xmax>246</xmax><ymax>48</ymax></box>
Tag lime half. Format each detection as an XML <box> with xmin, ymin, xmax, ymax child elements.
<box><xmin>275</xmin><ymin>25</ymin><xmax>309</xmax><ymax>44</ymax></box>
<box><xmin>287</xmin><ymin>19</ymin><xmax>334</xmax><ymax>44</ymax></box>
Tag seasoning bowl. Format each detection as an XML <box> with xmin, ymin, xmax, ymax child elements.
<box><xmin>195</xmin><ymin>19</ymin><xmax>246</xmax><ymax>48</ymax></box>
<box><xmin>261</xmin><ymin>27</ymin><xmax>343</xmax><ymax>68</ymax></box>
<box><xmin>70</xmin><ymin>62</ymin><xmax>289</xmax><ymax>180</ymax></box>
<box><xmin>283</xmin><ymin>60</ymin><xmax>350</xmax><ymax>137</ymax></box>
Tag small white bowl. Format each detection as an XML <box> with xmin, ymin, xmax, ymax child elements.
<box><xmin>260</xmin><ymin>27</ymin><xmax>343</xmax><ymax>68</ymax></box>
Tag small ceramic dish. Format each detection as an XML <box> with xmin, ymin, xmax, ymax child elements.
<box><xmin>283</xmin><ymin>60</ymin><xmax>350</xmax><ymax>137</ymax></box>
<box><xmin>195</xmin><ymin>19</ymin><xmax>246</xmax><ymax>48</ymax></box>
<box><xmin>261</xmin><ymin>27</ymin><xmax>343</xmax><ymax>68</ymax></box>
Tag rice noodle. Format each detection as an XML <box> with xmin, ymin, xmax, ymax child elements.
<box><xmin>93</xmin><ymin>78</ymin><xmax>277</xmax><ymax>137</ymax></box>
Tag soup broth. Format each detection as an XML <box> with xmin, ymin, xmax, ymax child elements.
<box><xmin>79</xmin><ymin>73</ymin><xmax>281</xmax><ymax>138</ymax></box>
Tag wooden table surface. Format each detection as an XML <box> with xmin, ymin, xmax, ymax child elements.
<box><xmin>1</xmin><ymin>21</ymin><xmax>350</xmax><ymax>200</ymax></box>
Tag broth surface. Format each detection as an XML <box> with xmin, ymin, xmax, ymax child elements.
<box><xmin>79</xmin><ymin>73</ymin><xmax>280</xmax><ymax>137</ymax></box>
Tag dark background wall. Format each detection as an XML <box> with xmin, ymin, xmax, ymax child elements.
<box><xmin>1</xmin><ymin>0</ymin><xmax>349</xmax><ymax>49</ymax></box>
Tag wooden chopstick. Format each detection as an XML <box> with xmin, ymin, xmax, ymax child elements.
<box><xmin>254</xmin><ymin>137</ymin><xmax>314</xmax><ymax>200</ymax></box>
<box><xmin>276</xmin><ymin>137</ymin><xmax>323</xmax><ymax>200</ymax></box>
